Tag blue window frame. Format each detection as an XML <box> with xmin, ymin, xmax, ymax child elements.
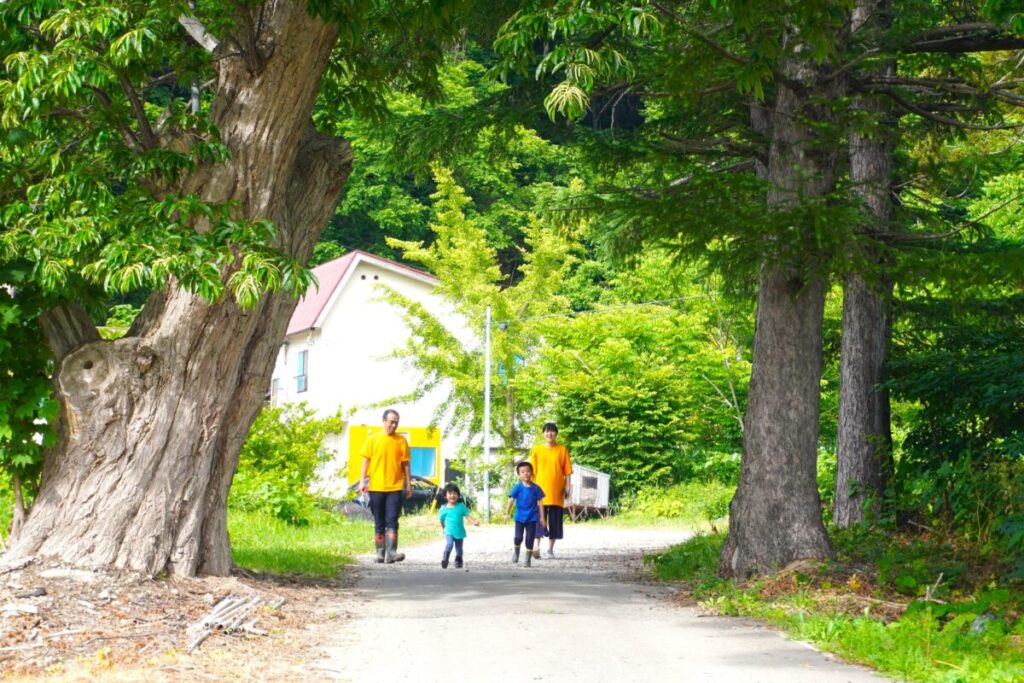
<box><xmin>409</xmin><ymin>447</ymin><xmax>436</xmax><ymax>478</ymax></box>
<box><xmin>296</xmin><ymin>350</ymin><xmax>308</xmax><ymax>393</ymax></box>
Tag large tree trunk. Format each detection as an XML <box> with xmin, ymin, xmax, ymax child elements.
<box><xmin>4</xmin><ymin>0</ymin><xmax>352</xmax><ymax>576</ymax></box>
<box><xmin>720</xmin><ymin>52</ymin><xmax>839</xmax><ymax>578</ymax></box>
<box><xmin>834</xmin><ymin>0</ymin><xmax>895</xmax><ymax>527</ymax></box>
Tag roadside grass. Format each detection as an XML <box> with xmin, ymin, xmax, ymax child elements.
<box><xmin>0</xmin><ymin>487</ymin><xmax>446</xmax><ymax>579</ymax></box>
<box><xmin>581</xmin><ymin>515</ymin><xmax>708</xmax><ymax>529</ymax></box>
<box><xmin>649</xmin><ymin>529</ymin><xmax>1024</xmax><ymax>682</ymax></box>
<box><xmin>591</xmin><ymin>480</ymin><xmax>734</xmax><ymax>532</ymax></box>
<box><xmin>229</xmin><ymin>507</ymin><xmax>439</xmax><ymax>578</ymax></box>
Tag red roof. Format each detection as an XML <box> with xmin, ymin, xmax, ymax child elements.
<box><xmin>286</xmin><ymin>250</ymin><xmax>436</xmax><ymax>336</ymax></box>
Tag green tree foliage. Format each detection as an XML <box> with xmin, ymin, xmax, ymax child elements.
<box><xmin>489</xmin><ymin>0</ymin><xmax>852</xmax><ymax>278</ymax></box>
<box><xmin>0</xmin><ymin>0</ymin><xmax>315</xmax><ymax>308</ymax></box>
<box><xmin>533</xmin><ymin>255</ymin><xmax>752</xmax><ymax>497</ymax></box>
<box><xmin>228</xmin><ymin>403</ymin><xmax>342</xmax><ymax>526</ymax></box>
<box><xmin>884</xmin><ymin>290</ymin><xmax>1024</xmax><ymax>557</ymax></box>
<box><xmin>538</xmin><ymin>309</ymin><xmax>692</xmax><ymax>495</ymax></box>
<box><xmin>384</xmin><ymin>166</ymin><xmax>575</xmax><ymax>473</ymax></box>
<box><xmin>489</xmin><ymin>0</ymin><xmax>1024</xmax><ymax>281</ymax></box>
<box><xmin>322</xmin><ymin>56</ymin><xmax>584</xmax><ymax>274</ymax></box>
<box><xmin>0</xmin><ymin>273</ymin><xmax>56</xmax><ymax>502</ymax></box>
<box><xmin>0</xmin><ymin>0</ymin><xmax>479</xmax><ymax>573</ymax></box>
<box><xmin>877</xmin><ymin>122</ymin><xmax>1024</xmax><ymax>563</ymax></box>
<box><xmin>488</xmin><ymin>0</ymin><xmax>1024</xmax><ymax>577</ymax></box>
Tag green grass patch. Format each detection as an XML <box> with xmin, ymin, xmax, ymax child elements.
<box><xmin>228</xmin><ymin>507</ymin><xmax>437</xmax><ymax>578</ymax></box>
<box><xmin>0</xmin><ymin>492</ymin><xmax>438</xmax><ymax>578</ymax></box>
<box><xmin>0</xmin><ymin>487</ymin><xmax>11</xmax><ymax>542</ymax></box>
<box><xmin>649</xmin><ymin>531</ymin><xmax>1024</xmax><ymax>682</ymax></box>
<box><xmin>648</xmin><ymin>531</ymin><xmax>727</xmax><ymax>586</ymax></box>
<box><xmin>228</xmin><ymin>508</ymin><xmax>364</xmax><ymax>577</ymax></box>
<box><xmin>611</xmin><ymin>480</ymin><xmax>734</xmax><ymax>531</ymax></box>
<box><xmin>581</xmin><ymin>514</ymin><xmax>706</xmax><ymax>529</ymax></box>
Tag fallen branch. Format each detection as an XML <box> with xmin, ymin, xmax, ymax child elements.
<box><xmin>924</xmin><ymin>572</ymin><xmax>946</xmax><ymax>603</ymax></box>
<box><xmin>44</xmin><ymin>629</ymin><xmax>83</xmax><ymax>640</ymax></box>
<box><xmin>186</xmin><ymin>595</ymin><xmax>267</xmax><ymax>653</ymax></box>
<box><xmin>0</xmin><ymin>557</ymin><xmax>34</xmax><ymax>576</ymax></box>
<box><xmin>840</xmin><ymin>594</ymin><xmax>908</xmax><ymax>612</ymax></box>
<box><xmin>0</xmin><ymin>643</ymin><xmax>47</xmax><ymax>653</ymax></box>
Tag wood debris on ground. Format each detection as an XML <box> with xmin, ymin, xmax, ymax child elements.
<box><xmin>0</xmin><ymin>559</ymin><xmax>348</xmax><ymax>679</ymax></box>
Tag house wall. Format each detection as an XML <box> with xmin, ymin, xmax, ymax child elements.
<box><xmin>269</xmin><ymin>257</ymin><xmax>468</xmax><ymax>497</ymax></box>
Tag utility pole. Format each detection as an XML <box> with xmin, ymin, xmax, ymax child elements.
<box><xmin>483</xmin><ymin>305</ymin><xmax>491</xmax><ymax>522</ymax></box>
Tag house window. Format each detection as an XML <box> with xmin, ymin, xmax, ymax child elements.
<box><xmin>270</xmin><ymin>378</ymin><xmax>281</xmax><ymax>407</ymax></box>
<box><xmin>296</xmin><ymin>350</ymin><xmax>308</xmax><ymax>393</ymax></box>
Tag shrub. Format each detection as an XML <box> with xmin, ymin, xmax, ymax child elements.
<box><xmin>619</xmin><ymin>481</ymin><xmax>735</xmax><ymax>525</ymax></box>
<box><xmin>229</xmin><ymin>403</ymin><xmax>342</xmax><ymax>525</ymax></box>
<box><xmin>648</xmin><ymin>532</ymin><xmax>726</xmax><ymax>584</ymax></box>
<box><xmin>688</xmin><ymin>450</ymin><xmax>741</xmax><ymax>485</ymax></box>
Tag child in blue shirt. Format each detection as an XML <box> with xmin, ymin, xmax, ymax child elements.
<box><xmin>438</xmin><ymin>483</ymin><xmax>480</xmax><ymax>569</ymax></box>
<box><xmin>504</xmin><ymin>461</ymin><xmax>546</xmax><ymax>568</ymax></box>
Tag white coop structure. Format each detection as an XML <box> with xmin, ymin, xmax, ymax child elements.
<box><xmin>566</xmin><ymin>464</ymin><xmax>610</xmax><ymax>521</ymax></box>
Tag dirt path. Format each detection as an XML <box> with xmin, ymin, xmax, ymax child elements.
<box><xmin>309</xmin><ymin>524</ymin><xmax>888</xmax><ymax>683</ymax></box>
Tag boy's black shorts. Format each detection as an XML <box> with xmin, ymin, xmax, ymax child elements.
<box><xmin>543</xmin><ymin>506</ymin><xmax>565</xmax><ymax>540</ymax></box>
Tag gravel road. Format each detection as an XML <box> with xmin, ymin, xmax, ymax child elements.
<box><xmin>312</xmin><ymin>524</ymin><xmax>888</xmax><ymax>683</ymax></box>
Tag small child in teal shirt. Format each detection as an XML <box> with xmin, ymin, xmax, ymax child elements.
<box><xmin>438</xmin><ymin>483</ymin><xmax>480</xmax><ymax>569</ymax></box>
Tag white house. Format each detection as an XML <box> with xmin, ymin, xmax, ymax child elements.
<box><xmin>268</xmin><ymin>249</ymin><xmax>467</xmax><ymax>497</ymax></box>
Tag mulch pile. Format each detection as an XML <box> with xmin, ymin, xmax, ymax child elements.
<box><xmin>1</xmin><ymin>559</ymin><xmax>352</xmax><ymax>680</ymax></box>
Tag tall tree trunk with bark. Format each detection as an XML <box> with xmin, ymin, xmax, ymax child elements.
<box><xmin>834</xmin><ymin>0</ymin><xmax>895</xmax><ymax>527</ymax></box>
<box><xmin>720</xmin><ymin>52</ymin><xmax>839</xmax><ymax>578</ymax></box>
<box><xmin>4</xmin><ymin>0</ymin><xmax>352</xmax><ymax>576</ymax></box>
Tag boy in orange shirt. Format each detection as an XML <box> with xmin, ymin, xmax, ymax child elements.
<box><xmin>530</xmin><ymin>421</ymin><xmax>573</xmax><ymax>559</ymax></box>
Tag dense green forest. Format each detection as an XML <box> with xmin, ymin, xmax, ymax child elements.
<box><xmin>288</xmin><ymin>5</ymin><xmax>1024</xmax><ymax>580</ymax></box>
<box><xmin>2</xmin><ymin>0</ymin><xmax>1024</xmax><ymax>677</ymax></box>
<box><xmin>0</xmin><ymin>0</ymin><xmax>1022</xmax><ymax>614</ymax></box>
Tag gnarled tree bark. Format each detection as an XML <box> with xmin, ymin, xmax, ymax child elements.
<box><xmin>720</xmin><ymin>50</ymin><xmax>839</xmax><ymax>578</ymax></box>
<box><xmin>4</xmin><ymin>0</ymin><xmax>352</xmax><ymax>576</ymax></box>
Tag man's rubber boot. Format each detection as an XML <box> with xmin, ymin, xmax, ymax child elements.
<box><xmin>512</xmin><ymin>544</ymin><xmax>521</xmax><ymax>563</ymax></box>
<box><xmin>374</xmin><ymin>534</ymin><xmax>385</xmax><ymax>563</ymax></box>
<box><xmin>385</xmin><ymin>530</ymin><xmax>405</xmax><ymax>563</ymax></box>
<box><xmin>524</xmin><ymin>548</ymin><xmax>532</xmax><ymax>567</ymax></box>
<box><xmin>441</xmin><ymin>551</ymin><xmax>450</xmax><ymax>569</ymax></box>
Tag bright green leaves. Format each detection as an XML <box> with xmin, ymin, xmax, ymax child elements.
<box><xmin>229</xmin><ymin>403</ymin><xmax>344</xmax><ymax>525</ymax></box>
<box><xmin>0</xmin><ymin>277</ymin><xmax>55</xmax><ymax>490</ymax></box>
<box><xmin>384</xmin><ymin>166</ymin><xmax>575</xmax><ymax>465</ymax></box>
<box><xmin>3</xmin><ymin>1</ymin><xmax>178</xmax><ymax>127</ymax></box>
<box><xmin>534</xmin><ymin>256</ymin><xmax>753</xmax><ymax>496</ymax></box>
<box><xmin>39</xmin><ymin>3</ymin><xmax>129</xmax><ymax>42</ymax></box>
<box><xmin>984</xmin><ymin>0</ymin><xmax>1024</xmax><ymax>33</ymax></box>
<box><xmin>544</xmin><ymin>81</ymin><xmax>590</xmax><ymax>122</ymax></box>
<box><xmin>107</xmin><ymin>26</ymin><xmax>158</xmax><ymax>67</ymax></box>
<box><xmin>0</xmin><ymin>0</ymin><xmax>312</xmax><ymax>310</ymax></box>
<box><xmin>227</xmin><ymin>248</ymin><xmax>316</xmax><ymax>309</ymax></box>
<box><xmin>312</xmin><ymin>0</ymin><xmax>471</xmax><ymax>129</ymax></box>
<box><xmin>328</xmin><ymin>54</ymin><xmax>583</xmax><ymax>261</ymax></box>
<box><xmin>493</xmin><ymin>0</ymin><xmax>659</xmax><ymax>120</ymax></box>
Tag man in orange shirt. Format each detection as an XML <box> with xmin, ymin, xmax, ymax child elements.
<box><xmin>530</xmin><ymin>421</ymin><xmax>573</xmax><ymax>559</ymax></box>
<box><xmin>359</xmin><ymin>409</ymin><xmax>412</xmax><ymax>563</ymax></box>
